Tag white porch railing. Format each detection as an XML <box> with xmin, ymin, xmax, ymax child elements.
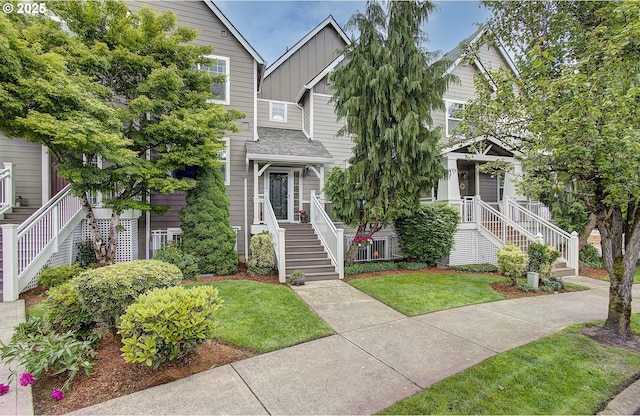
<box><xmin>346</xmin><ymin>235</ymin><xmax>402</xmax><ymax>263</ymax></box>
<box><xmin>0</xmin><ymin>162</ymin><xmax>14</xmax><ymax>217</ymax></box>
<box><xmin>505</xmin><ymin>197</ymin><xmax>579</xmax><ymax>273</ymax></box>
<box><xmin>310</xmin><ymin>190</ymin><xmax>344</xmax><ymax>279</ymax></box>
<box><xmin>478</xmin><ymin>197</ymin><xmax>538</xmax><ymax>254</ymax></box>
<box><xmin>150</xmin><ymin>228</ymin><xmax>183</xmax><ymax>256</ymax></box>
<box><xmin>263</xmin><ymin>197</ymin><xmax>286</xmax><ymax>283</ymax></box>
<box><xmin>517</xmin><ymin>200</ymin><xmax>551</xmax><ymax>221</ymax></box>
<box><xmin>2</xmin><ymin>185</ymin><xmax>83</xmax><ymax>301</ymax></box>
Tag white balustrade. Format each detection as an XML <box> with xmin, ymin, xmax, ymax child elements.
<box><xmin>310</xmin><ymin>190</ymin><xmax>344</xmax><ymax>279</ymax></box>
<box><xmin>478</xmin><ymin>197</ymin><xmax>537</xmax><ymax>254</ymax></box>
<box><xmin>263</xmin><ymin>197</ymin><xmax>286</xmax><ymax>283</ymax></box>
<box><xmin>0</xmin><ymin>162</ymin><xmax>14</xmax><ymax>216</ymax></box>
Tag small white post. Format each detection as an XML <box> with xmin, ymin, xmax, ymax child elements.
<box><xmin>474</xmin><ymin>195</ymin><xmax>481</xmax><ymax>228</ymax></box>
<box><xmin>337</xmin><ymin>228</ymin><xmax>344</xmax><ymax>279</ymax></box>
<box><xmin>310</xmin><ymin>190</ymin><xmax>316</xmax><ymax>224</ymax></box>
<box><xmin>1</xmin><ymin>224</ymin><xmax>19</xmax><ymax>302</ymax></box>
<box><xmin>253</xmin><ymin>196</ymin><xmax>261</xmax><ymax>224</ymax></box>
<box><xmin>3</xmin><ymin>162</ymin><xmax>15</xmax><ymax>210</ymax></box>
<box><xmin>535</xmin><ymin>233</ymin><xmax>544</xmax><ymax>245</ymax></box>
<box><xmin>277</xmin><ymin>228</ymin><xmax>286</xmax><ymax>283</ymax></box>
<box><xmin>570</xmin><ymin>231</ymin><xmax>579</xmax><ymax>275</ymax></box>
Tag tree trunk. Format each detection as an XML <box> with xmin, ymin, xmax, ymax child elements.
<box><xmin>345</xmin><ymin>220</ymin><xmax>381</xmax><ymax>266</ymax></box>
<box><xmin>80</xmin><ymin>193</ymin><xmax>108</xmax><ymax>266</ymax></box>
<box><xmin>579</xmin><ymin>213</ymin><xmax>597</xmax><ymax>250</ymax></box>
<box><xmin>105</xmin><ymin>210</ymin><xmax>121</xmax><ymax>264</ymax></box>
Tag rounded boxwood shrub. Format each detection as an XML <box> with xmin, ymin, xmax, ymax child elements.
<box><xmin>152</xmin><ymin>244</ymin><xmax>200</xmax><ymax>280</ymax></box>
<box><xmin>45</xmin><ymin>280</ymin><xmax>95</xmax><ymax>338</ymax></box>
<box><xmin>395</xmin><ymin>203</ymin><xmax>460</xmax><ymax>265</ymax></box>
<box><xmin>36</xmin><ymin>263</ymin><xmax>84</xmax><ymax>289</ymax></box>
<box><xmin>74</xmin><ymin>260</ymin><xmax>182</xmax><ymax>330</ymax></box>
<box><xmin>497</xmin><ymin>243</ymin><xmax>527</xmax><ymax>285</ymax></box>
<box><xmin>119</xmin><ymin>285</ymin><xmax>222</xmax><ymax>368</ymax></box>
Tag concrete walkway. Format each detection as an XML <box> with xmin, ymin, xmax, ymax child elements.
<box><xmin>0</xmin><ymin>300</ymin><xmax>32</xmax><ymax>416</ymax></box>
<box><xmin>2</xmin><ymin>276</ymin><xmax>639</xmax><ymax>415</ymax></box>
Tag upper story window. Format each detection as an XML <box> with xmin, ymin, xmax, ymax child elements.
<box><xmin>219</xmin><ymin>138</ymin><xmax>230</xmax><ymax>186</ymax></box>
<box><xmin>446</xmin><ymin>100</ymin><xmax>466</xmax><ymax>137</ymax></box>
<box><xmin>197</xmin><ymin>55</ymin><xmax>230</xmax><ymax>105</ymax></box>
<box><xmin>269</xmin><ymin>101</ymin><xmax>287</xmax><ymax>122</ymax></box>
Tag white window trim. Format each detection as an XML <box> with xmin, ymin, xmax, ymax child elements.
<box><xmin>219</xmin><ymin>137</ymin><xmax>230</xmax><ymax>186</ymax></box>
<box><xmin>445</xmin><ymin>99</ymin><xmax>466</xmax><ymax>137</ymax></box>
<box><xmin>200</xmin><ymin>55</ymin><xmax>230</xmax><ymax>105</ymax></box>
<box><xmin>269</xmin><ymin>101</ymin><xmax>288</xmax><ymax>122</ymax></box>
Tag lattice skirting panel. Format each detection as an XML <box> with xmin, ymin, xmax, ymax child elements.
<box><xmin>81</xmin><ymin>219</ymin><xmax>138</xmax><ymax>262</ymax></box>
<box><xmin>449</xmin><ymin>229</ymin><xmax>499</xmax><ymax>266</ymax></box>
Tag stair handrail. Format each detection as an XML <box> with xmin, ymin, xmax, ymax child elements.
<box><xmin>310</xmin><ymin>190</ymin><xmax>344</xmax><ymax>279</ymax></box>
<box><xmin>506</xmin><ymin>197</ymin><xmax>571</xmax><ymax>239</ymax></box>
<box><xmin>0</xmin><ymin>163</ymin><xmax>14</xmax><ymax>216</ymax></box>
<box><xmin>262</xmin><ymin>196</ymin><xmax>286</xmax><ymax>283</ymax></box>
<box><xmin>478</xmin><ymin>198</ymin><xmax>538</xmax><ymax>253</ymax></box>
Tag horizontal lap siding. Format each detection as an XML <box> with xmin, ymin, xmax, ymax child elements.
<box><xmin>257</xmin><ymin>100</ymin><xmax>303</xmax><ymax>130</ymax></box>
<box><xmin>127</xmin><ymin>1</ymin><xmax>257</xmax><ymax>257</ymax></box>
<box><xmin>313</xmin><ymin>94</ymin><xmax>351</xmax><ymax>169</ymax></box>
<box><xmin>0</xmin><ymin>134</ymin><xmax>42</xmax><ymax>207</ymax></box>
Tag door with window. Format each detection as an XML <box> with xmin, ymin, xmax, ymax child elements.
<box><xmin>269</xmin><ymin>172</ymin><xmax>289</xmax><ymax>221</ymax></box>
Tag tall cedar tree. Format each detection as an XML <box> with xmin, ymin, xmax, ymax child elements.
<box><xmin>178</xmin><ymin>167</ymin><xmax>238</xmax><ymax>275</ymax></box>
<box><xmin>0</xmin><ymin>1</ymin><xmax>242</xmax><ymax>264</ymax></box>
<box><xmin>457</xmin><ymin>1</ymin><xmax>640</xmax><ymax>341</ymax></box>
<box><xmin>326</xmin><ymin>0</ymin><xmax>453</xmax><ymax>265</ymax></box>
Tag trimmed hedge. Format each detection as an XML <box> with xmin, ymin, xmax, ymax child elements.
<box><xmin>74</xmin><ymin>260</ymin><xmax>182</xmax><ymax>330</ymax></box>
<box><xmin>37</xmin><ymin>264</ymin><xmax>84</xmax><ymax>289</ymax></box>
<box><xmin>45</xmin><ymin>280</ymin><xmax>95</xmax><ymax>338</ymax></box>
<box><xmin>448</xmin><ymin>263</ymin><xmax>499</xmax><ymax>273</ymax></box>
<box><xmin>247</xmin><ymin>232</ymin><xmax>275</xmax><ymax>272</ymax></box>
<box><xmin>152</xmin><ymin>244</ymin><xmax>199</xmax><ymax>280</ymax></box>
<box><xmin>497</xmin><ymin>243</ymin><xmax>527</xmax><ymax>285</ymax></box>
<box><xmin>345</xmin><ymin>262</ymin><xmax>398</xmax><ymax>275</ymax></box>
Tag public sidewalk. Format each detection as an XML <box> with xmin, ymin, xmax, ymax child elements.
<box><xmin>67</xmin><ymin>275</ymin><xmax>639</xmax><ymax>415</ymax></box>
<box><xmin>0</xmin><ymin>300</ymin><xmax>32</xmax><ymax>416</ymax></box>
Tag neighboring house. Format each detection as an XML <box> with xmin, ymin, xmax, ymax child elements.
<box><xmin>0</xmin><ymin>3</ymin><xmax>578</xmax><ymax>301</ymax></box>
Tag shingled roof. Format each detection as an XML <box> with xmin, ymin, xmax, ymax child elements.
<box><xmin>246</xmin><ymin>127</ymin><xmax>335</xmax><ymax>164</ymax></box>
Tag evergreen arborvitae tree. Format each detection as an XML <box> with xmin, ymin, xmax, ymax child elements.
<box><xmin>326</xmin><ymin>0</ymin><xmax>454</xmax><ymax>264</ymax></box>
<box><xmin>179</xmin><ymin>168</ymin><xmax>238</xmax><ymax>275</ymax></box>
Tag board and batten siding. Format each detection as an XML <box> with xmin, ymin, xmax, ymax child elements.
<box><xmin>261</xmin><ymin>25</ymin><xmax>347</xmax><ymax>102</ymax></box>
<box><xmin>312</xmin><ymin>93</ymin><xmax>352</xmax><ymax>169</ymax></box>
<box><xmin>126</xmin><ymin>1</ymin><xmax>257</xmax><ymax>258</ymax></box>
<box><xmin>0</xmin><ymin>133</ymin><xmax>42</xmax><ymax>207</ymax></box>
<box><xmin>256</xmin><ymin>99</ymin><xmax>303</xmax><ymax>130</ymax></box>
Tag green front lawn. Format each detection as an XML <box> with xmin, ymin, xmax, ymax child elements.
<box><xmin>190</xmin><ymin>280</ymin><xmax>334</xmax><ymax>353</ymax></box>
<box><xmin>380</xmin><ymin>315</ymin><xmax>640</xmax><ymax>415</ymax></box>
<box><xmin>348</xmin><ymin>273</ymin><xmax>505</xmax><ymax>316</ymax></box>
<box><xmin>601</xmin><ymin>266</ymin><xmax>640</xmax><ymax>284</ymax></box>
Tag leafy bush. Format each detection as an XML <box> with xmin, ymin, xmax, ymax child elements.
<box><xmin>288</xmin><ymin>269</ymin><xmax>306</xmax><ymax>286</ymax></box>
<box><xmin>541</xmin><ymin>276</ymin><xmax>566</xmax><ymax>292</ymax></box>
<box><xmin>527</xmin><ymin>243</ymin><xmax>561</xmax><ymax>278</ymax></box>
<box><xmin>395</xmin><ymin>203</ymin><xmax>460</xmax><ymax>265</ymax></box>
<box><xmin>247</xmin><ymin>232</ymin><xmax>275</xmax><ymax>270</ymax></box>
<box><xmin>497</xmin><ymin>243</ymin><xmax>527</xmax><ymax>285</ymax></box>
<box><xmin>75</xmin><ymin>240</ymin><xmax>97</xmax><ymax>268</ymax></box>
<box><xmin>345</xmin><ymin>262</ymin><xmax>398</xmax><ymax>275</ymax></box>
<box><xmin>580</xmin><ymin>243</ymin><xmax>604</xmax><ymax>268</ymax></box>
<box><xmin>248</xmin><ymin>265</ymin><xmax>274</xmax><ymax>276</ymax></box>
<box><xmin>152</xmin><ymin>244</ymin><xmax>200</xmax><ymax>280</ymax></box>
<box><xmin>119</xmin><ymin>285</ymin><xmax>222</xmax><ymax>368</ymax></box>
<box><xmin>398</xmin><ymin>262</ymin><xmax>430</xmax><ymax>271</ymax></box>
<box><xmin>518</xmin><ymin>283</ymin><xmax>539</xmax><ymax>293</ymax></box>
<box><xmin>0</xmin><ymin>317</ymin><xmax>99</xmax><ymax>389</ymax></box>
<box><xmin>36</xmin><ymin>264</ymin><xmax>84</xmax><ymax>289</ymax></box>
<box><xmin>45</xmin><ymin>281</ymin><xmax>95</xmax><ymax>338</ymax></box>
<box><xmin>448</xmin><ymin>263</ymin><xmax>499</xmax><ymax>273</ymax></box>
<box><xmin>179</xmin><ymin>168</ymin><xmax>238</xmax><ymax>275</ymax></box>
<box><xmin>74</xmin><ymin>260</ymin><xmax>182</xmax><ymax>330</ymax></box>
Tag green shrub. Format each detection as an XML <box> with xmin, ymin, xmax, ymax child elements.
<box><xmin>345</xmin><ymin>262</ymin><xmax>398</xmax><ymax>275</ymax></box>
<box><xmin>518</xmin><ymin>283</ymin><xmax>540</xmax><ymax>292</ymax></box>
<box><xmin>247</xmin><ymin>231</ymin><xmax>275</xmax><ymax>270</ymax></box>
<box><xmin>497</xmin><ymin>243</ymin><xmax>527</xmax><ymax>285</ymax></box>
<box><xmin>398</xmin><ymin>262</ymin><xmax>430</xmax><ymax>270</ymax></box>
<box><xmin>74</xmin><ymin>260</ymin><xmax>182</xmax><ymax>330</ymax></box>
<box><xmin>248</xmin><ymin>265</ymin><xmax>274</xmax><ymax>276</ymax></box>
<box><xmin>580</xmin><ymin>243</ymin><xmax>604</xmax><ymax>268</ymax></box>
<box><xmin>75</xmin><ymin>240</ymin><xmax>97</xmax><ymax>268</ymax></box>
<box><xmin>288</xmin><ymin>269</ymin><xmax>306</xmax><ymax>286</ymax></box>
<box><xmin>119</xmin><ymin>285</ymin><xmax>222</xmax><ymax>368</ymax></box>
<box><xmin>36</xmin><ymin>263</ymin><xmax>84</xmax><ymax>289</ymax></box>
<box><xmin>0</xmin><ymin>317</ymin><xmax>100</xmax><ymax>390</ymax></box>
<box><xmin>449</xmin><ymin>263</ymin><xmax>499</xmax><ymax>273</ymax></box>
<box><xmin>527</xmin><ymin>243</ymin><xmax>561</xmax><ymax>278</ymax></box>
<box><xmin>395</xmin><ymin>203</ymin><xmax>460</xmax><ymax>265</ymax></box>
<box><xmin>152</xmin><ymin>244</ymin><xmax>200</xmax><ymax>280</ymax></box>
<box><xmin>179</xmin><ymin>168</ymin><xmax>238</xmax><ymax>275</ymax></box>
<box><xmin>45</xmin><ymin>281</ymin><xmax>95</xmax><ymax>338</ymax></box>
<box><xmin>541</xmin><ymin>276</ymin><xmax>566</xmax><ymax>292</ymax></box>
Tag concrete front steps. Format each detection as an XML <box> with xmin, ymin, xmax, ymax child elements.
<box><xmin>554</xmin><ymin>261</ymin><xmax>575</xmax><ymax>278</ymax></box>
<box><xmin>281</xmin><ymin>223</ymin><xmax>339</xmax><ymax>281</ymax></box>
<box><xmin>0</xmin><ymin>207</ymin><xmax>38</xmax><ymax>301</ymax></box>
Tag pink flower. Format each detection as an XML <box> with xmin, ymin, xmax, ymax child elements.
<box><xmin>19</xmin><ymin>373</ymin><xmax>36</xmax><ymax>386</ymax></box>
<box><xmin>51</xmin><ymin>388</ymin><xmax>65</xmax><ymax>401</ymax></box>
<box><xmin>0</xmin><ymin>383</ymin><xmax>9</xmax><ymax>396</ymax></box>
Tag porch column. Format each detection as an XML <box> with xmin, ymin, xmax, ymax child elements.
<box><xmin>437</xmin><ymin>156</ymin><xmax>460</xmax><ymax>202</ymax></box>
<box><xmin>1</xmin><ymin>224</ymin><xmax>19</xmax><ymax>301</ymax></box>
<box><xmin>253</xmin><ymin>161</ymin><xmax>260</xmax><ymax>224</ymax></box>
<box><xmin>504</xmin><ymin>160</ymin><xmax>525</xmax><ymax>201</ymax></box>
<box><xmin>474</xmin><ymin>163</ymin><xmax>481</xmax><ymax>197</ymax></box>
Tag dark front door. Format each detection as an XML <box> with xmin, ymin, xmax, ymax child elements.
<box><xmin>269</xmin><ymin>172</ymin><xmax>289</xmax><ymax>220</ymax></box>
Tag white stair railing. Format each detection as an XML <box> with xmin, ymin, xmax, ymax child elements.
<box><xmin>2</xmin><ymin>185</ymin><xmax>83</xmax><ymax>301</ymax></box>
<box><xmin>262</xmin><ymin>197</ymin><xmax>286</xmax><ymax>283</ymax></box>
<box><xmin>505</xmin><ymin>197</ymin><xmax>579</xmax><ymax>273</ymax></box>
<box><xmin>0</xmin><ymin>162</ymin><xmax>14</xmax><ymax>216</ymax></box>
<box><xmin>310</xmin><ymin>190</ymin><xmax>344</xmax><ymax>279</ymax></box>
<box><xmin>477</xmin><ymin>197</ymin><xmax>538</xmax><ymax>254</ymax></box>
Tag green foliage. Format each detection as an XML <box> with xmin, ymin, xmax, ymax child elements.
<box><xmin>398</xmin><ymin>262</ymin><xmax>430</xmax><ymax>271</ymax></box>
<box><xmin>449</xmin><ymin>263</ymin><xmax>499</xmax><ymax>273</ymax></box>
<box><xmin>395</xmin><ymin>203</ymin><xmax>460</xmax><ymax>265</ymax></box>
<box><xmin>497</xmin><ymin>244</ymin><xmax>527</xmax><ymax>285</ymax></box>
<box><xmin>36</xmin><ymin>264</ymin><xmax>84</xmax><ymax>289</ymax></box>
<box><xmin>74</xmin><ymin>260</ymin><xmax>182</xmax><ymax>330</ymax></box>
<box><xmin>0</xmin><ymin>317</ymin><xmax>100</xmax><ymax>390</ymax></box>
<box><xmin>119</xmin><ymin>285</ymin><xmax>221</xmax><ymax>368</ymax></box>
<box><xmin>326</xmin><ymin>1</ymin><xmax>452</xmax><ymax>263</ymax></box>
<box><xmin>344</xmin><ymin>262</ymin><xmax>398</xmax><ymax>275</ymax></box>
<box><xmin>288</xmin><ymin>270</ymin><xmax>306</xmax><ymax>286</ymax></box>
<box><xmin>518</xmin><ymin>283</ymin><xmax>539</xmax><ymax>293</ymax></box>
<box><xmin>75</xmin><ymin>240</ymin><xmax>98</xmax><ymax>268</ymax></box>
<box><xmin>152</xmin><ymin>244</ymin><xmax>200</xmax><ymax>280</ymax></box>
<box><xmin>580</xmin><ymin>243</ymin><xmax>604</xmax><ymax>269</ymax></box>
<box><xmin>178</xmin><ymin>168</ymin><xmax>238</xmax><ymax>275</ymax></box>
<box><xmin>527</xmin><ymin>243</ymin><xmax>561</xmax><ymax>278</ymax></box>
<box><xmin>247</xmin><ymin>232</ymin><xmax>275</xmax><ymax>271</ymax></box>
<box><xmin>541</xmin><ymin>277</ymin><xmax>566</xmax><ymax>292</ymax></box>
<box><xmin>248</xmin><ymin>265</ymin><xmax>274</xmax><ymax>276</ymax></box>
<box><xmin>44</xmin><ymin>281</ymin><xmax>95</xmax><ymax>339</ymax></box>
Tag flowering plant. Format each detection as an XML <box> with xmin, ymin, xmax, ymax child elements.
<box><xmin>298</xmin><ymin>209</ymin><xmax>309</xmax><ymax>223</ymax></box>
<box><xmin>354</xmin><ymin>235</ymin><xmax>374</xmax><ymax>247</ymax></box>
<box><xmin>0</xmin><ymin>383</ymin><xmax>9</xmax><ymax>396</ymax></box>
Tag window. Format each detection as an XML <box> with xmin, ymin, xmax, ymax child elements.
<box><xmin>197</xmin><ymin>55</ymin><xmax>230</xmax><ymax>105</ymax></box>
<box><xmin>446</xmin><ymin>100</ymin><xmax>466</xmax><ymax>137</ymax></box>
<box><xmin>269</xmin><ymin>101</ymin><xmax>287</xmax><ymax>122</ymax></box>
<box><xmin>219</xmin><ymin>137</ymin><xmax>230</xmax><ymax>186</ymax></box>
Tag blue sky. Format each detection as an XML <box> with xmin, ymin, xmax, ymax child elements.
<box><xmin>216</xmin><ymin>1</ymin><xmax>491</xmax><ymax>66</ymax></box>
